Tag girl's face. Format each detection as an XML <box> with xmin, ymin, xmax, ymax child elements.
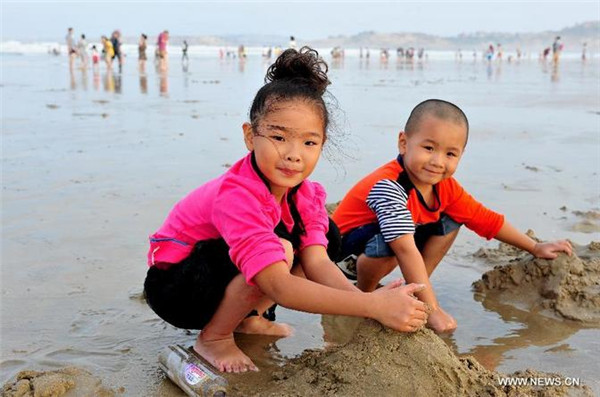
<box><xmin>244</xmin><ymin>100</ymin><xmax>325</xmax><ymax>202</ymax></box>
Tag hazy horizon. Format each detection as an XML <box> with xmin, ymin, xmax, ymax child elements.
<box><xmin>1</xmin><ymin>1</ymin><xmax>599</xmax><ymax>41</ymax></box>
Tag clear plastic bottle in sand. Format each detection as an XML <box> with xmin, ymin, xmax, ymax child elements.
<box><xmin>158</xmin><ymin>345</ymin><xmax>228</xmax><ymax>397</ymax></box>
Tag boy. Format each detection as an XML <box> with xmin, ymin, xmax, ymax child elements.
<box><xmin>332</xmin><ymin>99</ymin><xmax>572</xmax><ymax>333</ymax></box>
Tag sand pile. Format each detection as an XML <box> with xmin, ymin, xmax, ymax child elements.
<box><xmin>1</xmin><ymin>367</ymin><xmax>118</xmax><ymax>397</ymax></box>
<box><xmin>473</xmin><ymin>241</ymin><xmax>600</xmax><ymax>325</ymax></box>
<box><xmin>252</xmin><ymin>320</ymin><xmax>591</xmax><ymax>397</ymax></box>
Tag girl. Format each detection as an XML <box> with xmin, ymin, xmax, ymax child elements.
<box><xmin>144</xmin><ymin>47</ymin><xmax>428</xmax><ymax>374</ymax></box>
<box><xmin>91</xmin><ymin>45</ymin><xmax>100</xmax><ymax>68</ymax></box>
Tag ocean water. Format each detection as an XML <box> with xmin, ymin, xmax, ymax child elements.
<box><xmin>1</xmin><ymin>52</ymin><xmax>599</xmax><ymax>395</ymax></box>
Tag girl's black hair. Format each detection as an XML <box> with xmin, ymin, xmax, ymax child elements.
<box><xmin>250</xmin><ymin>46</ymin><xmax>331</xmax><ymax>238</ymax></box>
<box><xmin>249</xmin><ymin>46</ymin><xmax>331</xmax><ymax>140</ymax></box>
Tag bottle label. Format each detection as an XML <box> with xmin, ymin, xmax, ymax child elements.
<box><xmin>184</xmin><ymin>363</ymin><xmax>207</xmax><ymax>385</ymax></box>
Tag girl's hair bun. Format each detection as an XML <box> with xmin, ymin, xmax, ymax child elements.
<box><xmin>265</xmin><ymin>46</ymin><xmax>330</xmax><ymax>95</ymax></box>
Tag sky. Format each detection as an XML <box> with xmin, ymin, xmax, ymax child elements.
<box><xmin>1</xmin><ymin>1</ymin><xmax>599</xmax><ymax>41</ymax></box>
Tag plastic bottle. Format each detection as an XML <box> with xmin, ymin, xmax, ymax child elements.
<box><xmin>158</xmin><ymin>345</ymin><xmax>228</xmax><ymax>397</ymax></box>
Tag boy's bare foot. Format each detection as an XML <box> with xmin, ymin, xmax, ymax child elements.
<box><xmin>194</xmin><ymin>331</ymin><xmax>258</xmax><ymax>373</ymax></box>
<box><xmin>234</xmin><ymin>316</ymin><xmax>293</xmax><ymax>337</ymax></box>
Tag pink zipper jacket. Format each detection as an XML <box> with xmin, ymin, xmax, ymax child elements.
<box><xmin>147</xmin><ymin>152</ymin><xmax>329</xmax><ymax>285</ymax></box>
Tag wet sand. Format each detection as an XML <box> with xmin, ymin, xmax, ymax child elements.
<box><xmin>3</xmin><ymin>320</ymin><xmax>594</xmax><ymax>397</ymax></box>
<box><xmin>473</xmin><ymin>239</ymin><xmax>600</xmax><ymax>325</ymax></box>
<box><xmin>2</xmin><ymin>53</ymin><xmax>599</xmax><ymax>395</ymax></box>
<box><xmin>1</xmin><ymin>367</ymin><xmax>118</xmax><ymax>397</ymax></box>
<box><xmin>249</xmin><ymin>320</ymin><xmax>593</xmax><ymax>397</ymax></box>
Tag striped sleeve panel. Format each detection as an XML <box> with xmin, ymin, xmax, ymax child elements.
<box><xmin>365</xmin><ymin>179</ymin><xmax>415</xmax><ymax>242</ymax></box>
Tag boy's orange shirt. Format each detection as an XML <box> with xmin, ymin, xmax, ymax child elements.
<box><xmin>332</xmin><ymin>158</ymin><xmax>504</xmax><ymax>240</ymax></box>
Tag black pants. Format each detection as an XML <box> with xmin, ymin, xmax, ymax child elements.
<box><xmin>144</xmin><ymin>218</ymin><xmax>341</xmax><ymax>330</ymax></box>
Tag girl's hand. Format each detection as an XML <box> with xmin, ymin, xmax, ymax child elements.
<box><xmin>532</xmin><ymin>240</ymin><xmax>573</xmax><ymax>259</ymax></box>
<box><xmin>371</xmin><ymin>280</ymin><xmax>429</xmax><ymax>333</ymax></box>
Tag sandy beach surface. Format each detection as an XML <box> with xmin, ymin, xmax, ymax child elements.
<box><xmin>2</xmin><ymin>52</ymin><xmax>599</xmax><ymax>395</ymax></box>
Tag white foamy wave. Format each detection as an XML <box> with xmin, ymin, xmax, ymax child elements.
<box><xmin>1</xmin><ymin>40</ymin><xmax>65</xmax><ymax>54</ymax></box>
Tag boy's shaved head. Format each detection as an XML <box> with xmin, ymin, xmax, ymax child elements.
<box><xmin>404</xmin><ymin>99</ymin><xmax>469</xmax><ymax>145</ymax></box>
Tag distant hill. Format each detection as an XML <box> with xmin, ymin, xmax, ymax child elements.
<box><xmin>159</xmin><ymin>21</ymin><xmax>599</xmax><ymax>53</ymax></box>
<box><xmin>307</xmin><ymin>21</ymin><xmax>599</xmax><ymax>52</ymax></box>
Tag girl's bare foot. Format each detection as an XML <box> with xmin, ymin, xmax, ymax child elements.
<box><xmin>194</xmin><ymin>331</ymin><xmax>258</xmax><ymax>373</ymax></box>
<box><xmin>234</xmin><ymin>316</ymin><xmax>293</xmax><ymax>336</ymax></box>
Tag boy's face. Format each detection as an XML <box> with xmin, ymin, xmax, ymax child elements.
<box><xmin>398</xmin><ymin>116</ymin><xmax>467</xmax><ymax>191</ymax></box>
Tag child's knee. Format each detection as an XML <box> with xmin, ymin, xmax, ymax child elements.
<box><xmin>236</xmin><ymin>278</ymin><xmax>265</xmax><ymax>303</ymax></box>
<box><xmin>380</xmin><ymin>256</ymin><xmax>398</xmax><ymax>272</ymax></box>
<box><xmin>357</xmin><ymin>254</ymin><xmax>397</xmax><ymax>273</ymax></box>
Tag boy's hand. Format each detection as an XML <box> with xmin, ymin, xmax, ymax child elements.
<box><xmin>532</xmin><ymin>240</ymin><xmax>573</xmax><ymax>259</ymax></box>
<box><xmin>371</xmin><ymin>280</ymin><xmax>429</xmax><ymax>333</ymax></box>
<box><xmin>427</xmin><ymin>307</ymin><xmax>457</xmax><ymax>333</ymax></box>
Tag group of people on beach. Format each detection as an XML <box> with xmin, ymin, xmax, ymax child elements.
<box><xmin>143</xmin><ymin>46</ymin><xmax>572</xmax><ymax>374</ymax></box>
<box><xmin>540</xmin><ymin>36</ymin><xmax>564</xmax><ymax>64</ymax></box>
<box><xmin>65</xmin><ymin>27</ymin><xmax>170</xmax><ymax>74</ymax></box>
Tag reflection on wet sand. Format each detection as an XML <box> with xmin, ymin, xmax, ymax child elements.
<box><xmin>551</xmin><ymin>63</ymin><xmax>561</xmax><ymax>82</ymax></box>
<box><xmin>69</xmin><ymin>69</ymin><xmax>76</xmax><ymax>90</ymax></box>
<box><xmin>466</xmin><ymin>293</ymin><xmax>581</xmax><ymax>370</ymax></box>
<box><xmin>69</xmin><ymin>67</ymin><xmax>89</xmax><ymax>91</ymax></box>
<box><xmin>93</xmin><ymin>70</ymin><xmax>100</xmax><ymax>91</ymax></box>
<box><xmin>139</xmin><ymin>74</ymin><xmax>147</xmax><ymax>94</ymax></box>
<box><xmin>67</xmin><ymin>65</ymin><xmax>170</xmax><ymax>96</ymax></box>
<box><xmin>114</xmin><ymin>74</ymin><xmax>122</xmax><ymax>94</ymax></box>
<box><xmin>159</xmin><ymin>72</ymin><xmax>168</xmax><ymax>96</ymax></box>
<box><xmin>80</xmin><ymin>68</ymin><xmax>88</xmax><ymax>91</ymax></box>
<box><xmin>103</xmin><ymin>71</ymin><xmax>114</xmax><ymax>93</ymax></box>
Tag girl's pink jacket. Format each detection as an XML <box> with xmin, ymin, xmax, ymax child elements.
<box><xmin>147</xmin><ymin>153</ymin><xmax>329</xmax><ymax>285</ymax></box>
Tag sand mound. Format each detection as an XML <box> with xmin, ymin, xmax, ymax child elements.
<box><xmin>254</xmin><ymin>320</ymin><xmax>591</xmax><ymax>397</ymax></box>
<box><xmin>1</xmin><ymin>367</ymin><xmax>117</xmax><ymax>397</ymax></box>
<box><xmin>473</xmin><ymin>242</ymin><xmax>600</xmax><ymax>325</ymax></box>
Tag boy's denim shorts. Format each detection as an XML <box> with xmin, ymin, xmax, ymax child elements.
<box><xmin>340</xmin><ymin>214</ymin><xmax>461</xmax><ymax>259</ymax></box>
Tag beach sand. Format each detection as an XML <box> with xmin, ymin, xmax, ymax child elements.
<box><xmin>473</xmin><ymin>238</ymin><xmax>600</xmax><ymax>325</ymax></box>
<box><xmin>1</xmin><ymin>52</ymin><xmax>599</xmax><ymax>395</ymax></box>
<box><xmin>247</xmin><ymin>320</ymin><xmax>593</xmax><ymax>397</ymax></box>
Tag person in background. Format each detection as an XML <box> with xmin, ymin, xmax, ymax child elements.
<box><xmin>138</xmin><ymin>34</ymin><xmax>148</xmax><ymax>73</ymax></box>
<box><xmin>77</xmin><ymin>34</ymin><xmax>88</xmax><ymax>69</ymax></box>
<box><xmin>552</xmin><ymin>36</ymin><xmax>563</xmax><ymax>65</ymax></box>
<box><xmin>111</xmin><ymin>30</ymin><xmax>123</xmax><ymax>72</ymax></box>
<box><xmin>66</xmin><ymin>27</ymin><xmax>77</xmax><ymax>70</ymax></box>
<box><xmin>91</xmin><ymin>45</ymin><xmax>100</xmax><ymax>72</ymax></box>
<box><xmin>102</xmin><ymin>35</ymin><xmax>114</xmax><ymax>70</ymax></box>
<box><xmin>157</xmin><ymin>30</ymin><xmax>169</xmax><ymax>71</ymax></box>
<box><xmin>182</xmin><ymin>40</ymin><xmax>189</xmax><ymax>62</ymax></box>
